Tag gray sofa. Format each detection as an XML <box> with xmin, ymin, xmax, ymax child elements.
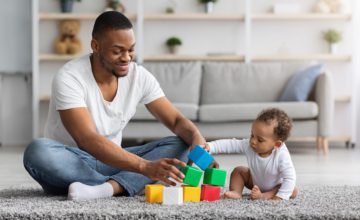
<box><xmin>123</xmin><ymin>61</ymin><xmax>333</xmax><ymax>153</ymax></box>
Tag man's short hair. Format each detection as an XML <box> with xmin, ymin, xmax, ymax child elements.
<box><xmin>92</xmin><ymin>11</ymin><xmax>133</xmax><ymax>39</ymax></box>
<box><xmin>256</xmin><ymin>108</ymin><xmax>293</xmax><ymax>141</ymax></box>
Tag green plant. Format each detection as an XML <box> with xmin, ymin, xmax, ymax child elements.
<box><xmin>323</xmin><ymin>29</ymin><xmax>342</xmax><ymax>44</ymax></box>
<box><xmin>165</xmin><ymin>7</ymin><xmax>175</xmax><ymax>14</ymax></box>
<box><xmin>166</xmin><ymin>37</ymin><xmax>182</xmax><ymax>46</ymax></box>
<box><xmin>108</xmin><ymin>0</ymin><xmax>120</xmax><ymax>10</ymax></box>
<box><xmin>198</xmin><ymin>0</ymin><xmax>218</xmax><ymax>3</ymax></box>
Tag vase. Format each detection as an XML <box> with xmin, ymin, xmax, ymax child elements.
<box><xmin>330</xmin><ymin>43</ymin><xmax>338</xmax><ymax>54</ymax></box>
<box><xmin>168</xmin><ymin>46</ymin><xmax>180</xmax><ymax>54</ymax></box>
<box><xmin>204</xmin><ymin>2</ymin><xmax>214</xmax><ymax>14</ymax></box>
<box><xmin>60</xmin><ymin>0</ymin><xmax>75</xmax><ymax>13</ymax></box>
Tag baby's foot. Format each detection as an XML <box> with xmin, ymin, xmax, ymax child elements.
<box><xmin>223</xmin><ymin>190</ymin><xmax>242</xmax><ymax>199</ymax></box>
<box><xmin>250</xmin><ymin>185</ymin><xmax>264</xmax><ymax>200</ymax></box>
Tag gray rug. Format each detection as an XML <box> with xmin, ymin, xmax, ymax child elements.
<box><xmin>0</xmin><ymin>185</ymin><xmax>359</xmax><ymax>220</ymax></box>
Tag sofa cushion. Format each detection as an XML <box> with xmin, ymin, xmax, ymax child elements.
<box><xmin>132</xmin><ymin>103</ymin><xmax>199</xmax><ymax>121</ymax></box>
<box><xmin>201</xmin><ymin>62</ymin><xmax>311</xmax><ymax>104</ymax></box>
<box><xmin>199</xmin><ymin>102</ymin><xmax>318</xmax><ymax>122</ymax></box>
<box><xmin>279</xmin><ymin>64</ymin><xmax>323</xmax><ymax>102</ymax></box>
<box><xmin>142</xmin><ymin>61</ymin><xmax>202</xmax><ymax>104</ymax></box>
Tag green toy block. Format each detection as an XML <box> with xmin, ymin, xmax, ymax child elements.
<box><xmin>180</xmin><ymin>166</ymin><xmax>203</xmax><ymax>187</ymax></box>
<box><xmin>203</xmin><ymin>168</ymin><xmax>227</xmax><ymax>187</ymax></box>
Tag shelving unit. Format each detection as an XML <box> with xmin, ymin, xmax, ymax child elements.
<box><xmin>251</xmin><ymin>54</ymin><xmax>351</xmax><ymax>62</ymax></box>
<box><xmin>32</xmin><ymin>0</ymin><xmax>355</xmax><ymax>141</ymax></box>
<box><xmin>143</xmin><ymin>54</ymin><xmax>245</xmax><ymax>61</ymax></box>
<box><xmin>252</xmin><ymin>13</ymin><xmax>351</xmax><ymax>21</ymax></box>
<box><xmin>39</xmin><ymin>12</ymin><xmax>136</xmax><ymax>20</ymax></box>
<box><xmin>144</xmin><ymin>14</ymin><xmax>244</xmax><ymax>21</ymax></box>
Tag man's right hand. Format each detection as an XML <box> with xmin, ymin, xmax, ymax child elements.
<box><xmin>141</xmin><ymin>158</ymin><xmax>187</xmax><ymax>186</ymax></box>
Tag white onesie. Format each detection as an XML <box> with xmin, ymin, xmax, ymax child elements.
<box><xmin>209</xmin><ymin>138</ymin><xmax>296</xmax><ymax>200</ymax></box>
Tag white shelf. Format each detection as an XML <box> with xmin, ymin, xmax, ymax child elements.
<box><xmin>252</xmin><ymin>54</ymin><xmax>351</xmax><ymax>62</ymax></box>
<box><xmin>252</xmin><ymin>13</ymin><xmax>352</xmax><ymax>21</ymax></box>
<box><xmin>39</xmin><ymin>54</ymin><xmax>82</xmax><ymax>61</ymax></box>
<box><xmin>40</xmin><ymin>95</ymin><xmax>50</xmax><ymax>102</ymax></box>
<box><xmin>39</xmin><ymin>13</ymin><xmax>136</xmax><ymax>20</ymax></box>
<box><xmin>144</xmin><ymin>54</ymin><xmax>245</xmax><ymax>61</ymax></box>
<box><xmin>144</xmin><ymin>13</ymin><xmax>244</xmax><ymax>21</ymax></box>
<box><xmin>335</xmin><ymin>96</ymin><xmax>351</xmax><ymax>103</ymax></box>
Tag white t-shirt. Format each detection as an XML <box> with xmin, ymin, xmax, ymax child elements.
<box><xmin>44</xmin><ymin>55</ymin><xmax>164</xmax><ymax>147</ymax></box>
<box><xmin>209</xmin><ymin>138</ymin><xmax>296</xmax><ymax>200</ymax></box>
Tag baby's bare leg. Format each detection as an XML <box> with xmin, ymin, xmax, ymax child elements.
<box><xmin>251</xmin><ymin>185</ymin><xmax>280</xmax><ymax>200</ymax></box>
<box><xmin>290</xmin><ymin>186</ymin><xmax>299</xmax><ymax>199</ymax></box>
<box><xmin>251</xmin><ymin>185</ymin><xmax>300</xmax><ymax>200</ymax></box>
<box><xmin>224</xmin><ymin>166</ymin><xmax>253</xmax><ymax>199</ymax></box>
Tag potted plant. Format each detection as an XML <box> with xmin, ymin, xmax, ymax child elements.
<box><xmin>198</xmin><ymin>0</ymin><xmax>218</xmax><ymax>14</ymax></box>
<box><xmin>322</xmin><ymin>29</ymin><xmax>342</xmax><ymax>54</ymax></box>
<box><xmin>105</xmin><ymin>0</ymin><xmax>126</xmax><ymax>13</ymax></box>
<box><xmin>166</xmin><ymin>37</ymin><xmax>182</xmax><ymax>54</ymax></box>
<box><xmin>59</xmin><ymin>0</ymin><xmax>81</xmax><ymax>13</ymax></box>
<box><xmin>165</xmin><ymin>0</ymin><xmax>177</xmax><ymax>14</ymax></box>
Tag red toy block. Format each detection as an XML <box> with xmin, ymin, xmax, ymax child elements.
<box><xmin>200</xmin><ymin>184</ymin><xmax>221</xmax><ymax>201</ymax></box>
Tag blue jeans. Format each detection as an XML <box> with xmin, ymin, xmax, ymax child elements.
<box><xmin>23</xmin><ymin>136</ymin><xmax>189</xmax><ymax>196</ymax></box>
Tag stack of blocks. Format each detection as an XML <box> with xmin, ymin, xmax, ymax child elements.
<box><xmin>145</xmin><ymin>145</ymin><xmax>226</xmax><ymax>205</ymax></box>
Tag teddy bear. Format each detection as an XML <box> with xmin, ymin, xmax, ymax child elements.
<box><xmin>313</xmin><ymin>0</ymin><xmax>348</xmax><ymax>13</ymax></box>
<box><xmin>54</xmin><ymin>20</ymin><xmax>82</xmax><ymax>55</ymax></box>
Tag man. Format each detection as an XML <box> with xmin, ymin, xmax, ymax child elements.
<box><xmin>23</xmin><ymin>11</ymin><xmax>215</xmax><ymax>201</ymax></box>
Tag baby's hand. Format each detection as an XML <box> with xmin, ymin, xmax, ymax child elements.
<box><xmin>200</xmin><ymin>143</ymin><xmax>219</xmax><ymax>168</ymax></box>
<box><xmin>209</xmin><ymin>160</ymin><xmax>219</xmax><ymax>168</ymax></box>
<box><xmin>199</xmin><ymin>143</ymin><xmax>210</xmax><ymax>152</ymax></box>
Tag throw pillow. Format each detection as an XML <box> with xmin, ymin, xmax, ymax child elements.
<box><xmin>279</xmin><ymin>64</ymin><xmax>324</xmax><ymax>102</ymax></box>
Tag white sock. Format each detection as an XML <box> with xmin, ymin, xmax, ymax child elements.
<box><xmin>67</xmin><ymin>182</ymin><xmax>114</xmax><ymax>201</ymax></box>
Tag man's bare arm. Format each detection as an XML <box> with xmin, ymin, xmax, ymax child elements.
<box><xmin>146</xmin><ymin>97</ymin><xmax>219</xmax><ymax>168</ymax></box>
<box><xmin>146</xmin><ymin>97</ymin><xmax>205</xmax><ymax>148</ymax></box>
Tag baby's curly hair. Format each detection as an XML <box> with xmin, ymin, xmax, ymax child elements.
<box><xmin>256</xmin><ymin>108</ymin><xmax>293</xmax><ymax>141</ymax></box>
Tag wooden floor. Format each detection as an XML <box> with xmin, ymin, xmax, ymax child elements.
<box><xmin>0</xmin><ymin>142</ymin><xmax>359</xmax><ymax>190</ymax></box>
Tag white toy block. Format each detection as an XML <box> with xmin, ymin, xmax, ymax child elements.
<box><xmin>162</xmin><ymin>187</ymin><xmax>183</xmax><ymax>205</ymax></box>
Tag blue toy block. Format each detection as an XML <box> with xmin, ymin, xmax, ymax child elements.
<box><xmin>188</xmin><ymin>145</ymin><xmax>214</xmax><ymax>170</ymax></box>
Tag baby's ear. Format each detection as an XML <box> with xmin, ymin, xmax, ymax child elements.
<box><xmin>274</xmin><ymin>140</ymin><xmax>283</xmax><ymax>149</ymax></box>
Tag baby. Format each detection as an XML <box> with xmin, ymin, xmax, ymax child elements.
<box><xmin>207</xmin><ymin>108</ymin><xmax>299</xmax><ymax>200</ymax></box>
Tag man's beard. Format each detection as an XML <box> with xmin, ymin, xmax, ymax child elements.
<box><xmin>99</xmin><ymin>54</ymin><xmax>129</xmax><ymax>78</ymax></box>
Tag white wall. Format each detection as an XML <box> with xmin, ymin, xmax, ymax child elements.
<box><xmin>0</xmin><ymin>0</ymin><xmax>32</xmax><ymax>145</ymax></box>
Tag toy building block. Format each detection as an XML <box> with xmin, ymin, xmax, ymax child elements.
<box><xmin>182</xmin><ymin>186</ymin><xmax>201</xmax><ymax>202</ymax></box>
<box><xmin>188</xmin><ymin>144</ymin><xmax>214</xmax><ymax>170</ymax></box>
<box><xmin>203</xmin><ymin>168</ymin><xmax>227</xmax><ymax>187</ymax></box>
<box><xmin>200</xmin><ymin>184</ymin><xmax>221</xmax><ymax>202</ymax></box>
<box><xmin>145</xmin><ymin>184</ymin><xmax>164</xmax><ymax>203</ymax></box>
<box><xmin>163</xmin><ymin>187</ymin><xmax>183</xmax><ymax>205</ymax></box>
<box><xmin>180</xmin><ymin>165</ymin><xmax>203</xmax><ymax>187</ymax></box>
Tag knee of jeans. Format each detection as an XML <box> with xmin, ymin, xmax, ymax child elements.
<box><xmin>167</xmin><ymin>136</ymin><xmax>190</xmax><ymax>161</ymax></box>
<box><xmin>23</xmin><ymin>138</ymin><xmax>53</xmax><ymax>169</ymax></box>
<box><xmin>164</xmin><ymin>136</ymin><xmax>188</xmax><ymax>149</ymax></box>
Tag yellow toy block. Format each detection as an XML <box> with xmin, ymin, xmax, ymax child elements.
<box><xmin>182</xmin><ymin>185</ymin><xmax>201</xmax><ymax>202</ymax></box>
<box><xmin>145</xmin><ymin>184</ymin><xmax>164</xmax><ymax>203</ymax></box>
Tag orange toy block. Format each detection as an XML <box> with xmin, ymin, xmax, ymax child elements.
<box><xmin>182</xmin><ymin>185</ymin><xmax>201</xmax><ymax>202</ymax></box>
<box><xmin>145</xmin><ymin>184</ymin><xmax>164</xmax><ymax>203</ymax></box>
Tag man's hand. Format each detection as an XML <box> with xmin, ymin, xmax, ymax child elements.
<box><xmin>141</xmin><ymin>158</ymin><xmax>187</xmax><ymax>186</ymax></box>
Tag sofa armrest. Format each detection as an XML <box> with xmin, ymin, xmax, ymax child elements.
<box><xmin>314</xmin><ymin>71</ymin><xmax>334</xmax><ymax>137</ymax></box>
